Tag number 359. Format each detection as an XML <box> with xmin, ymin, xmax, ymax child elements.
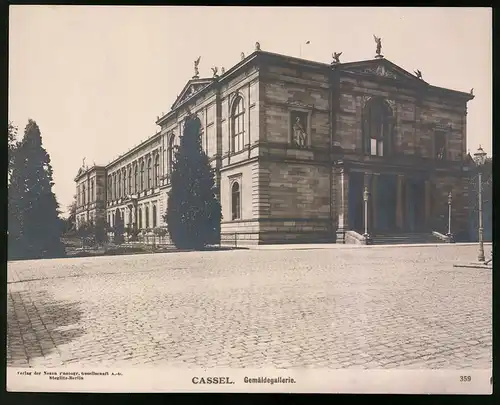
<box><xmin>460</xmin><ymin>376</ymin><xmax>471</xmax><ymax>382</ymax></box>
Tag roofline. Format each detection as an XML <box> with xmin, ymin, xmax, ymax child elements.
<box><xmin>74</xmin><ymin>165</ymin><xmax>106</xmax><ymax>181</ymax></box>
<box><xmin>155</xmin><ymin>50</ymin><xmax>328</xmax><ymax>126</ymax></box>
<box><xmin>105</xmin><ymin>131</ymin><xmax>162</xmax><ymax>170</ymax></box>
<box><xmin>339</xmin><ymin>57</ymin><xmax>474</xmax><ymax>101</ymax></box>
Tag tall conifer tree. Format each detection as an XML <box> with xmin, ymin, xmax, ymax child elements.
<box><xmin>165</xmin><ymin>115</ymin><xmax>221</xmax><ymax>249</ymax></box>
<box><xmin>8</xmin><ymin>120</ymin><xmax>65</xmax><ymax>260</ymax></box>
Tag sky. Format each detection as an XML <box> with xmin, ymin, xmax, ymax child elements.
<box><xmin>9</xmin><ymin>6</ymin><xmax>492</xmax><ymax>216</ymax></box>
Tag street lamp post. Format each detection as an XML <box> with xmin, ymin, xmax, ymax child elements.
<box><xmin>473</xmin><ymin>145</ymin><xmax>487</xmax><ymax>262</ymax></box>
<box><xmin>363</xmin><ymin>186</ymin><xmax>371</xmax><ymax>243</ymax></box>
<box><xmin>447</xmin><ymin>192</ymin><xmax>453</xmax><ymax>240</ymax></box>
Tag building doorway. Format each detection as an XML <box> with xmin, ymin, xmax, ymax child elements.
<box><xmin>348</xmin><ymin>171</ymin><xmax>364</xmax><ymax>233</ymax></box>
<box><xmin>374</xmin><ymin>174</ymin><xmax>397</xmax><ymax>233</ymax></box>
<box><xmin>405</xmin><ymin>178</ymin><xmax>426</xmax><ymax>232</ymax></box>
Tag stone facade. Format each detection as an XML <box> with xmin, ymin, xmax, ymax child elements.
<box><xmin>74</xmin><ymin>49</ymin><xmax>474</xmax><ymax>244</ymax></box>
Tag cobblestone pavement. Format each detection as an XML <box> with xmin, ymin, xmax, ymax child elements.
<box><xmin>7</xmin><ymin>244</ymin><xmax>492</xmax><ymax>369</ymax></box>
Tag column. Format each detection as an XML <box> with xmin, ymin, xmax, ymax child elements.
<box><xmin>363</xmin><ymin>172</ymin><xmax>371</xmax><ymax>235</ymax></box>
<box><xmin>371</xmin><ymin>174</ymin><xmax>378</xmax><ymax>232</ymax></box>
<box><xmin>396</xmin><ymin>175</ymin><xmax>404</xmax><ymax>230</ymax></box>
<box><xmin>338</xmin><ymin>168</ymin><xmax>349</xmax><ymax>231</ymax></box>
<box><xmin>335</xmin><ymin>167</ymin><xmax>349</xmax><ymax>243</ymax></box>
<box><xmin>425</xmin><ymin>180</ymin><xmax>431</xmax><ymax>228</ymax></box>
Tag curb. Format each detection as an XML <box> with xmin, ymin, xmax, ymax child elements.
<box><xmin>244</xmin><ymin>242</ymin><xmax>492</xmax><ymax>251</ymax></box>
<box><xmin>453</xmin><ymin>263</ymin><xmax>492</xmax><ymax>270</ymax></box>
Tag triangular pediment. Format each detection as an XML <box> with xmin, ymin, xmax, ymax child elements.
<box><xmin>171</xmin><ymin>78</ymin><xmax>215</xmax><ymax>110</ymax></box>
<box><xmin>339</xmin><ymin>58</ymin><xmax>428</xmax><ymax>85</ymax></box>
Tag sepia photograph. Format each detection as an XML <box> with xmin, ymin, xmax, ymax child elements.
<box><xmin>7</xmin><ymin>6</ymin><xmax>492</xmax><ymax>394</ymax></box>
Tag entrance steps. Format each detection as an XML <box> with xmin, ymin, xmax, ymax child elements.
<box><xmin>370</xmin><ymin>232</ymin><xmax>446</xmax><ymax>245</ymax></box>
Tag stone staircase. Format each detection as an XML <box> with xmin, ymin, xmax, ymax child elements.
<box><xmin>370</xmin><ymin>232</ymin><xmax>446</xmax><ymax>245</ymax></box>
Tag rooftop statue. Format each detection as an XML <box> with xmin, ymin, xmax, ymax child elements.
<box><xmin>331</xmin><ymin>51</ymin><xmax>342</xmax><ymax>64</ymax></box>
<box><xmin>373</xmin><ymin>35</ymin><xmax>382</xmax><ymax>57</ymax></box>
<box><xmin>193</xmin><ymin>56</ymin><xmax>201</xmax><ymax>77</ymax></box>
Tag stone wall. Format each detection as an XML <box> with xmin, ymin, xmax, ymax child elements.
<box><xmin>262</xmin><ymin>66</ymin><xmax>330</xmax><ymax>149</ymax></box>
<box><xmin>430</xmin><ymin>173</ymin><xmax>471</xmax><ymax>238</ymax></box>
<box><xmin>266</xmin><ymin>161</ymin><xmax>331</xmax><ymax>219</ymax></box>
<box><xmin>335</xmin><ymin>75</ymin><xmax>468</xmax><ymax>162</ymax></box>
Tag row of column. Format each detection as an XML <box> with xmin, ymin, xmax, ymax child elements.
<box><xmin>77</xmin><ymin>177</ymin><xmax>95</xmax><ymax>207</ymax></box>
<box><xmin>337</xmin><ymin>168</ymin><xmax>433</xmax><ymax>234</ymax></box>
<box><xmin>107</xmin><ymin>151</ymin><xmax>161</xmax><ymax>202</ymax></box>
<box><xmin>108</xmin><ymin>202</ymin><xmax>159</xmax><ymax>230</ymax></box>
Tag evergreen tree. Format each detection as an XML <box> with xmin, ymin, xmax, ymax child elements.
<box><xmin>94</xmin><ymin>214</ymin><xmax>109</xmax><ymax>245</ymax></box>
<box><xmin>113</xmin><ymin>210</ymin><xmax>125</xmax><ymax>244</ymax></box>
<box><xmin>8</xmin><ymin>121</ymin><xmax>19</xmax><ymax>181</ymax></box>
<box><xmin>64</xmin><ymin>195</ymin><xmax>77</xmax><ymax>234</ymax></box>
<box><xmin>164</xmin><ymin>115</ymin><xmax>222</xmax><ymax>249</ymax></box>
<box><xmin>8</xmin><ymin>120</ymin><xmax>66</xmax><ymax>260</ymax></box>
<box><xmin>76</xmin><ymin>219</ymin><xmax>93</xmax><ymax>248</ymax></box>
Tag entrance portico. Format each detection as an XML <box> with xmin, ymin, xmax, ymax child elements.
<box><xmin>348</xmin><ymin>169</ymin><xmax>431</xmax><ymax>235</ymax></box>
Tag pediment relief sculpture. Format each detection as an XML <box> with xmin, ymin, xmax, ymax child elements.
<box><xmin>359</xmin><ymin>64</ymin><xmax>399</xmax><ymax>79</ymax></box>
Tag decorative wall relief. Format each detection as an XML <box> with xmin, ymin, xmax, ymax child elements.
<box><xmin>288</xmin><ymin>101</ymin><xmax>314</xmax><ymax>110</ymax></box>
<box><xmin>360</xmin><ymin>64</ymin><xmax>398</xmax><ymax>80</ymax></box>
<box><xmin>361</xmin><ymin>95</ymin><xmax>372</xmax><ymax>108</ymax></box>
<box><xmin>385</xmin><ymin>99</ymin><xmax>396</xmax><ymax>111</ymax></box>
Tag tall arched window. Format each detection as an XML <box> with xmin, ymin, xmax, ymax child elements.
<box><xmin>128</xmin><ymin>209</ymin><xmax>132</xmax><ymax>228</ymax></box>
<box><xmin>128</xmin><ymin>167</ymin><xmax>132</xmax><ymax>194</ymax></box>
<box><xmin>145</xmin><ymin>205</ymin><xmax>150</xmax><ymax>229</ymax></box>
<box><xmin>231</xmin><ymin>96</ymin><xmax>245</xmax><ymax>153</ymax></box>
<box><xmin>134</xmin><ymin>164</ymin><xmax>138</xmax><ymax>193</ymax></box>
<box><xmin>138</xmin><ymin>208</ymin><xmax>143</xmax><ymax>229</ymax></box>
<box><xmin>154</xmin><ymin>154</ymin><xmax>160</xmax><ymax>187</ymax></box>
<box><xmin>82</xmin><ymin>184</ymin><xmax>86</xmax><ymax>205</ymax></box>
<box><xmin>117</xmin><ymin>172</ymin><xmax>122</xmax><ymax>198</ymax></box>
<box><xmin>362</xmin><ymin>98</ymin><xmax>393</xmax><ymax>157</ymax></box>
<box><xmin>231</xmin><ymin>182</ymin><xmax>241</xmax><ymax>220</ymax></box>
<box><xmin>168</xmin><ymin>135</ymin><xmax>175</xmax><ymax>176</ymax></box>
<box><xmin>90</xmin><ymin>180</ymin><xmax>94</xmax><ymax>202</ymax></box>
<box><xmin>152</xmin><ymin>204</ymin><xmax>157</xmax><ymax>228</ymax></box>
<box><xmin>147</xmin><ymin>158</ymin><xmax>152</xmax><ymax>189</ymax></box>
<box><xmin>140</xmin><ymin>161</ymin><xmax>145</xmax><ymax>191</ymax></box>
<box><xmin>113</xmin><ymin>173</ymin><xmax>117</xmax><ymax>200</ymax></box>
<box><xmin>122</xmin><ymin>170</ymin><xmax>126</xmax><ymax>197</ymax></box>
<box><xmin>107</xmin><ymin>175</ymin><xmax>112</xmax><ymax>201</ymax></box>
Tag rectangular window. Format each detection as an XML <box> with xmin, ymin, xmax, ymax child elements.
<box><xmin>371</xmin><ymin>138</ymin><xmax>377</xmax><ymax>156</ymax></box>
<box><xmin>378</xmin><ymin>139</ymin><xmax>384</xmax><ymax>156</ymax></box>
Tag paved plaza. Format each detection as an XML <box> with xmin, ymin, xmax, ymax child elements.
<box><xmin>7</xmin><ymin>244</ymin><xmax>492</xmax><ymax>369</ymax></box>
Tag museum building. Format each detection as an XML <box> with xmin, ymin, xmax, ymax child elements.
<box><xmin>74</xmin><ymin>43</ymin><xmax>475</xmax><ymax>244</ymax></box>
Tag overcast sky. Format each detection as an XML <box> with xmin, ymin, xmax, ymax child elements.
<box><xmin>9</xmin><ymin>6</ymin><xmax>492</xmax><ymax>216</ymax></box>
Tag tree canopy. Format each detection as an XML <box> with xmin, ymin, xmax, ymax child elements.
<box><xmin>8</xmin><ymin>120</ymin><xmax>65</xmax><ymax>260</ymax></box>
<box><xmin>164</xmin><ymin>115</ymin><xmax>222</xmax><ymax>249</ymax></box>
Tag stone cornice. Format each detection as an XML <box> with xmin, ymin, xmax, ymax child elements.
<box><xmin>106</xmin><ymin>135</ymin><xmax>161</xmax><ymax>172</ymax></box>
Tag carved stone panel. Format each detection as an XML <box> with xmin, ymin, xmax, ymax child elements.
<box><xmin>360</xmin><ymin>64</ymin><xmax>399</xmax><ymax>80</ymax></box>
